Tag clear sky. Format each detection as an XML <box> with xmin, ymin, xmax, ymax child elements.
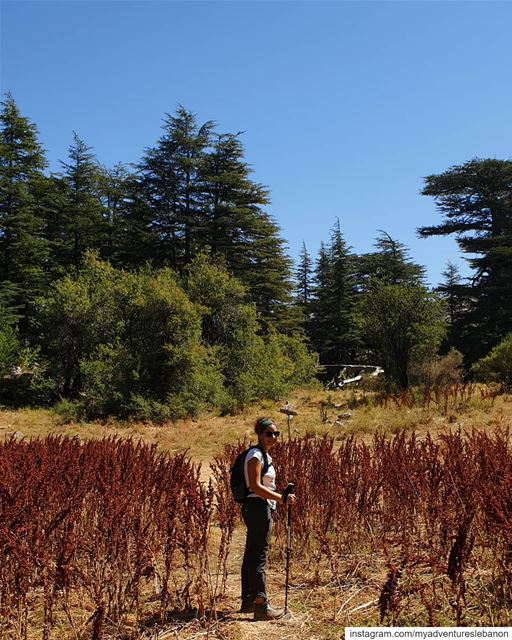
<box><xmin>2</xmin><ymin>0</ymin><xmax>511</xmax><ymax>286</ymax></box>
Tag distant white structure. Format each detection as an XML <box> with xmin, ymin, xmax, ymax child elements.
<box><xmin>324</xmin><ymin>365</ymin><xmax>384</xmax><ymax>390</ymax></box>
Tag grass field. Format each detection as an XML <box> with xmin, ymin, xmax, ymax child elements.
<box><xmin>2</xmin><ymin>383</ymin><xmax>509</xmax><ymax>461</ymax></box>
<box><xmin>1</xmin><ymin>384</ymin><xmax>511</xmax><ymax>639</ymax></box>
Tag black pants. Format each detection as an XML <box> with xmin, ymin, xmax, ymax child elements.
<box><xmin>241</xmin><ymin>498</ymin><xmax>272</xmax><ymax>601</ymax></box>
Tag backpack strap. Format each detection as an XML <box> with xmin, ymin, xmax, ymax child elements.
<box><xmin>256</xmin><ymin>444</ymin><xmax>270</xmax><ymax>477</ymax></box>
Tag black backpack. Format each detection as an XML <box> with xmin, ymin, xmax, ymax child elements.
<box><xmin>230</xmin><ymin>445</ymin><xmax>270</xmax><ymax>503</ymax></box>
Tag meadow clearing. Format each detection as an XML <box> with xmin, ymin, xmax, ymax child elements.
<box><xmin>1</xmin><ymin>384</ymin><xmax>512</xmax><ymax>640</ymax></box>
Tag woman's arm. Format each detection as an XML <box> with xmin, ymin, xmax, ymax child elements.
<box><xmin>247</xmin><ymin>457</ymin><xmax>294</xmax><ymax>504</ymax></box>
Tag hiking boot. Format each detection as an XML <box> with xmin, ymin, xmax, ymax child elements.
<box><xmin>253</xmin><ymin>602</ymin><xmax>285</xmax><ymax>621</ymax></box>
<box><xmin>240</xmin><ymin>597</ymin><xmax>255</xmax><ymax>613</ymax></box>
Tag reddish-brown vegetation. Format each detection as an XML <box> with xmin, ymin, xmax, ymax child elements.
<box><xmin>260</xmin><ymin>429</ymin><xmax>512</xmax><ymax>625</ymax></box>
<box><xmin>0</xmin><ymin>436</ymin><xmax>211</xmax><ymax>639</ymax></box>
<box><xmin>2</xmin><ymin>427</ymin><xmax>512</xmax><ymax>637</ymax></box>
<box><xmin>380</xmin><ymin>383</ymin><xmax>502</xmax><ymax>414</ymax></box>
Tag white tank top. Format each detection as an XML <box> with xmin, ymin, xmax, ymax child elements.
<box><xmin>244</xmin><ymin>447</ymin><xmax>276</xmax><ymax>510</ymax></box>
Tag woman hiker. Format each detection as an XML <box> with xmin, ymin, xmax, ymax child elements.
<box><xmin>240</xmin><ymin>417</ymin><xmax>296</xmax><ymax>621</ymax></box>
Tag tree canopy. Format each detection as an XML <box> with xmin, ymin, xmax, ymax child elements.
<box><xmin>1</xmin><ymin>94</ymin><xmax>511</xmax><ymax>412</ymax></box>
<box><xmin>357</xmin><ymin>282</ymin><xmax>446</xmax><ymax>389</ymax></box>
<box><xmin>419</xmin><ymin>158</ymin><xmax>512</xmax><ymax>362</ymax></box>
<box><xmin>0</xmin><ymin>93</ymin><xmax>49</xmax><ymax>323</ymax></box>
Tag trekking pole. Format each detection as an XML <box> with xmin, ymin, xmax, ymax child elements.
<box><xmin>282</xmin><ymin>482</ymin><xmax>295</xmax><ymax>615</ymax></box>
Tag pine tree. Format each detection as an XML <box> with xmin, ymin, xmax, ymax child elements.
<box><xmin>168</xmin><ymin>108</ymin><xmax>213</xmax><ymax>263</ymax></box>
<box><xmin>355</xmin><ymin>230</ymin><xmax>425</xmax><ymax>291</ymax></box>
<box><xmin>308</xmin><ymin>221</ymin><xmax>358</xmax><ymax>364</ymax></box>
<box><xmin>0</xmin><ymin>93</ymin><xmax>49</xmax><ymax>323</ymax></box>
<box><xmin>113</xmin><ymin>171</ymin><xmax>156</xmax><ymax>267</ymax></box>
<box><xmin>200</xmin><ymin>132</ymin><xmax>295</xmax><ymax>330</ymax></box>
<box><xmin>308</xmin><ymin>242</ymin><xmax>331</xmax><ymax>362</ymax></box>
<box><xmin>97</xmin><ymin>162</ymin><xmax>132</xmax><ymax>264</ymax></box>
<box><xmin>241</xmin><ymin>211</ymin><xmax>296</xmax><ymax>330</ymax></box>
<box><xmin>328</xmin><ymin>220</ymin><xmax>358</xmax><ymax>360</ymax></box>
<box><xmin>200</xmin><ymin>132</ymin><xmax>269</xmax><ymax>264</ymax></box>
<box><xmin>437</xmin><ymin>261</ymin><xmax>467</xmax><ymax>350</ymax></box>
<box><xmin>56</xmin><ymin>133</ymin><xmax>106</xmax><ymax>271</ymax></box>
<box><xmin>419</xmin><ymin>158</ymin><xmax>512</xmax><ymax>361</ymax></box>
<box><xmin>295</xmin><ymin>241</ymin><xmax>313</xmax><ymax>333</ymax></box>
<box><xmin>123</xmin><ymin>109</ymin><xmax>297</xmax><ymax>330</ymax></box>
<box><xmin>296</xmin><ymin>241</ymin><xmax>313</xmax><ymax>307</ymax></box>
<box><xmin>131</xmin><ymin>107</ymin><xmax>214</xmax><ymax>268</ymax></box>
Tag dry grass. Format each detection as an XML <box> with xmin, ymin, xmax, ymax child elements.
<box><xmin>2</xmin><ymin>384</ymin><xmax>510</xmax><ymax>463</ymax></box>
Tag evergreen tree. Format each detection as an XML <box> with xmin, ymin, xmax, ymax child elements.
<box><xmin>328</xmin><ymin>220</ymin><xmax>358</xmax><ymax>360</ymax></box>
<box><xmin>200</xmin><ymin>132</ymin><xmax>295</xmax><ymax>330</ymax></box>
<box><xmin>200</xmin><ymin>133</ymin><xmax>267</xmax><ymax>258</ymax></box>
<box><xmin>241</xmin><ymin>211</ymin><xmax>297</xmax><ymax>331</ymax></box>
<box><xmin>97</xmin><ymin>162</ymin><xmax>132</xmax><ymax>264</ymax></box>
<box><xmin>419</xmin><ymin>158</ymin><xmax>512</xmax><ymax>361</ymax></box>
<box><xmin>124</xmin><ymin>111</ymin><xmax>297</xmax><ymax>329</ymax></box>
<box><xmin>130</xmin><ymin>107</ymin><xmax>214</xmax><ymax>268</ymax></box>
<box><xmin>296</xmin><ymin>241</ymin><xmax>313</xmax><ymax>307</ymax></box>
<box><xmin>308</xmin><ymin>221</ymin><xmax>358</xmax><ymax>364</ymax></box>
<box><xmin>294</xmin><ymin>241</ymin><xmax>313</xmax><ymax>333</ymax></box>
<box><xmin>56</xmin><ymin>133</ymin><xmax>106</xmax><ymax>271</ymax></box>
<box><xmin>437</xmin><ymin>261</ymin><xmax>467</xmax><ymax>350</ymax></box>
<box><xmin>169</xmin><ymin>108</ymin><xmax>213</xmax><ymax>263</ymax></box>
<box><xmin>0</xmin><ymin>93</ymin><xmax>49</xmax><ymax>320</ymax></box>
<box><xmin>114</xmin><ymin>171</ymin><xmax>156</xmax><ymax>267</ymax></box>
<box><xmin>308</xmin><ymin>242</ymin><xmax>331</xmax><ymax>362</ymax></box>
<box><xmin>36</xmin><ymin>174</ymin><xmax>76</xmax><ymax>281</ymax></box>
<box><xmin>355</xmin><ymin>230</ymin><xmax>425</xmax><ymax>291</ymax></box>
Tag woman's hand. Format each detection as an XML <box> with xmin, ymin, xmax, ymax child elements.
<box><xmin>283</xmin><ymin>493</ymin><xmax>296</xmax><ymax>505</ymax></box>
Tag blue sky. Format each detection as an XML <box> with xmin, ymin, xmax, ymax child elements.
<box><xmin>2</xmin><ymin>0</ymin><xmax>511</xmax><ymax>286</ymax></box>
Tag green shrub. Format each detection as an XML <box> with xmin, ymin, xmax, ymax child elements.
<box><xmin>270</xmin><ymin>331</ymin><xmax>317</xmax><ymax>388</ymax></box>
<box><xmin>37</xmin><ymin>253</ymin><xmax>316</xmax><ymax>419</ymax></box>
<box><xmin>0</xmin><ymin>320</ymin><xmax>55</xmax><ymax>406</ymax></box>
<box><xmin>125</xmin><ymin>395</ymin><xmax>174</xmax><ymax>423</ymax></box>
<box><xmin>53</xmin><ymin>398</ymin><xmax>86</xmax><ymax>423</ymax></box>
<box><xmin>472</xmin><ymin>334</ymin><xmax>512</xmax><ymax>389</ymax></box>
<box><xmin>38</xmin><ymin>254</ymin><xmax>225</xmax><ymax>419</ymax></box>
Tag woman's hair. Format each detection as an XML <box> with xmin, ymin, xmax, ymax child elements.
<box><xmin>254</xmin><ymin>417</ymin><xmax>273</xmax><ymax>435</ymax></box>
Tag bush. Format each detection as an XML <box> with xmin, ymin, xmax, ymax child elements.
<box><xmin>184</xmin><ymin>255</ymin><xmax>316</xmax><ymax>410</ymax></box>
<box><xmin>409</xmin><ymin>348</ymin><xmax>464</xmax><ymax>387</ymax></box>
<box><xmin>472</xmin><ymin>334</ymin><xmax>512</xmax><ymax>389</ymax></box>
<box><xmin>53</xmin><ymin>398</ymin><xmax>86</xmax><ymax>423</ymax></box>
<box><xmin>0</xmin><ymin>320</ymin><xmax>55</xmax><ymax>407</ymax></box>
<box><xmin>36</xmin><ymin>253</ymin><xmax>317</xmax><ymax>419</ymax></box>
<box><xmin>38</xmin><ymin>254</ymin><xmax>225</xmax><ymax>420</ymax></box>
<box><xmin>254</xmin><ymin>330</ymin><xmax>316</xmax><ymax>400</ymax></box>
<box><xmin>359</xmin><ymin>371</ymin><xmax>387</xmax><ymax>393</ymax></box>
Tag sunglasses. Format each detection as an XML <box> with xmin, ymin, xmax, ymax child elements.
<box><xmin>265</xmin><ymin>431</ymin><xmax>280</xmax><ymax>438</ymax></box>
